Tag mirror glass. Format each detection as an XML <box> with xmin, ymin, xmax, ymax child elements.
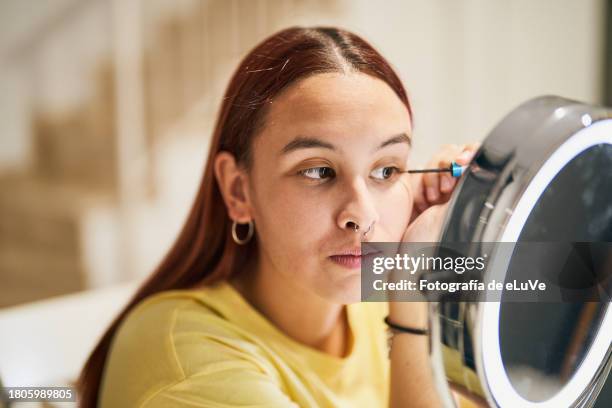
<box><xmin>499</xmin><ymin>144</ymin><xmax>612</xmax><ymax>401</ymax></box>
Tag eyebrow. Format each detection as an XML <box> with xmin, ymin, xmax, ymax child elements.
<box><xmin>279</xmin><ymin>132</ymin><xmax>412</xmax><ymax>155</ymax></box>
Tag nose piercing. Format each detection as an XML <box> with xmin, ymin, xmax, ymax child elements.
<box><xmin>349</xmin><ymin>221</ymin><xmax>373</xmax><ymax>237</ymax></box>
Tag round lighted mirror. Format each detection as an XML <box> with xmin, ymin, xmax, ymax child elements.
<box><xmin>431</xmin><ymin>96</ymin><xmax>612</xmax><ymax>408</ymax></box>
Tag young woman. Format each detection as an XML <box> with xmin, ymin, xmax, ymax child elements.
<box><xmin>78</xmin><ymin>26</ymin><xmax>478</xmax><ymax>407</ymax></box>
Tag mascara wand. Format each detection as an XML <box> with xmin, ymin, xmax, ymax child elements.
<box><xmin>403</xmin><ymin>161</ymin><xmax>466</xmax><ymax>178</ymax></box>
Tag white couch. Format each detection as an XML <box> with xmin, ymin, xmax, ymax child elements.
<box><xmin>0</xmin><ymin>281</ymin><xmax>140</xmax><ymax>406</ymax></box>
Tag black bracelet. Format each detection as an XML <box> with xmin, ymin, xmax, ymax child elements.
<box><xmin>384</xmin><ymin>316</ymin><xmax>428</xmax><ymax>335</ymax></box>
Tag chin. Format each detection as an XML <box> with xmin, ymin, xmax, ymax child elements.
<box><xmin>325</xmin><ymin>278</ymin><xmax>362</xmax><ymax>304</ymax></box>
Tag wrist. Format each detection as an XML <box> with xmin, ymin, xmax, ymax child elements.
<box><xmin>388</xmin><ymin>301</ymin><xmax>429</xmax><ymax>328</ymax></box>
<box><xmin>384</xmin><ymin>315</ymin><xmax>428</xmax><ymax>335</ymax></box>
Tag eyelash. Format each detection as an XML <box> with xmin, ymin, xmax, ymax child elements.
<box><xmin>298</xmin><ymin>166</ymin><xmax>402</xmax><ymax>182</ymax></box>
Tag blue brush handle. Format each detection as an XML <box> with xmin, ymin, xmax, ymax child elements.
<box><xmin>450</xmin><ymin>161</ymin><xmax>463</xmax><ymax>177</ymax></box>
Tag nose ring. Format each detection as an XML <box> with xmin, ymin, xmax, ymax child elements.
<box><xmin>350</xmin><ymin>221</ymin><xmax>373</xmax><ymax>238</ymax></box>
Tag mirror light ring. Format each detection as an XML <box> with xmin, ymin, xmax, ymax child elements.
<box><xmin>481</xmin><ymin>119</ymin><xmax>612</xmax><ymax>408</ymax></box>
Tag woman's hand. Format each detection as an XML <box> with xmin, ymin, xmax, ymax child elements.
<box><xmin>410</xmin><ymin>143</ymin><xmax>480</xmax><ymax>222</ymax></box>
<box><xmin>387</xmin><ymin>143</ymin><xmax>480</xmax><ymax>408</ymax></box>
<box><xmin>388</xmin><ymin>143</ymin><xmax>479</xmax><ymax>326</ymax></box>
<box><xmin>402</xmin><ymin>202</ymin><xmax>450</xmax><ymax>244</ymax></box>
<box><xmin>402</xmin><ymin>141</ymin><xmax>480</xmax><ymax>242</ymax></box>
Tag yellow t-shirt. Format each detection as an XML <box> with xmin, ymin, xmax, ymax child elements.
<box><xmin>99</xmin><ymin>280</ymin><xmax>391</xmax><ymax>407</ymax></box>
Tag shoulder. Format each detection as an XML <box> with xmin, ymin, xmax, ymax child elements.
<box><xmin>100</xmin><ymin>288</ymin><xmax>292</xmax><ymax>407</ymax></box>
<box><xmin>112</xmin><ymin>291</ymin><xmax>197</xmax><ymax>347</ymax></box>
<box><xmin>106</xmin><ymin>287</ymin><xmax>273</xmax><ymax>370</ymax></box>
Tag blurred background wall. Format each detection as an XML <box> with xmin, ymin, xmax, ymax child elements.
<box><xmin>0</xmin><ymin>0</ymin><xmax>608</xmax><ymax>307</ymax></box>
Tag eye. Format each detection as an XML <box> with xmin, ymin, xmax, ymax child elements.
<box><xmin>371</xmin><ymin>166</ymin><xmax>401</xmax><ymax>180</ymax></box>
<box><xmin>298</xmin><ymin>167</ymin><xmax>336</xmax><ymax>180</ymax></box>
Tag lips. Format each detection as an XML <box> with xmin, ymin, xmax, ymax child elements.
<box><xmin>329</xmin><ymin>247</ymin><xmax>382</xmax><ymax>269</ymax></box>
<box><xmin>329</xmin><ymin>254</ymin><xmax>362</xmax><ymax>269</ymax></box>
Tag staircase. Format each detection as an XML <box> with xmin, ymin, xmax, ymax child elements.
<box><xmin>0</xmin><ymin>60</ymin><xmax>117</xmax><ymax>306</ymax></box>
<box><xmin>0</xmin><ymin>0</ymin><xmax>342</xmax><ymax>307</ymax></box>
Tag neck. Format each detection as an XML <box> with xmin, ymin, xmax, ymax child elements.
<box><xmin>229</xmin><ymin>253</ymin><xmax>350</xmax><ymax>358</ymax></box>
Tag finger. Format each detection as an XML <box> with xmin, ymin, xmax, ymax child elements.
<box><xmin>416</xmin><ymin>199</ymin><xmax>428</xmax><ymax>214</ymax></box>
<box><xmin>455</xmin><ymin>142</ymin><xmax>480</xmax><ymax>165</ymax></box>
<box><xmin>436</xmin><ymin>156</ymin><xmax>459</xmax><ymax>193</ymax></box>
<box><xmin>424</xmin><ymin>144</ymin><xmax>469</xmax><ymax>204</ymax></box>
<box><xmin>454</xmin><ymin>149</ymin><xmax>476</xmax><ymax>166</ymax></box>
<box><xmin>423</xmin><ymin>170</ymin><xmax>440</xmax><ymax>203</ymax></box>
<box><xmin>410</xmin><ymin>173</ymin><xmax>428</xmax><ymax>213</ymax></box>
<box><xmin>438</xmin><ymin>187</ymin><xmax>454</xmax><ymax>205</ymax></box>
<box><xmin>427</xmin><ymin>147</ymin><xmax>461</xmax><ymax>202</ymax></box>
<box><xmin>466</xmin><ymin>142</ymin><xmax>481</xmax><ymax>151</ymax></box>
<box><xmin>439</xmin><ymin>172</ymin><xmax>456</xmax><ymax>194</ymax></box>
<box><xmin>437</xmin><ymin>145</ymin><xmax>462</xmax><ymax>169</ymax></box>
<box><xmin>410</xmin><ymin>203</ymin><xmax>423</xmax><ymax>224</ymax></box>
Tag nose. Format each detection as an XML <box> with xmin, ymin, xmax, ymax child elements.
<box><xmin>336</xmin><ymin>178</ymin><xmax>379</xmax><ymax>237</ymax></box>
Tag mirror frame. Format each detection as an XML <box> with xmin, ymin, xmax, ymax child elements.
<box><xmin>430</xmin><ymin>96</ymin><xmax>612</xmax><ymax>407</ymax></box>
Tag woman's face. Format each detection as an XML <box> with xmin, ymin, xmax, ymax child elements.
<box><xmin>246</xmin><ymin>72</ymin><xmax>413</xmax><ymax>303</ymax></box>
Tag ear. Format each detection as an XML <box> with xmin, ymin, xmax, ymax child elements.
<box><xmin>213</xmin><ymin>151</ymin><xmax>252</xmax><ymax>223</ymax></box>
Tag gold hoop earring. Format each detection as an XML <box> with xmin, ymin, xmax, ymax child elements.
<box><xmin>232</xmin><ymin>219</ymin><xmax>254</xmax><ymax>245</ymax></box>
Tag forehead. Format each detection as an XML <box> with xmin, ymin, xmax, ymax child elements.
<box><xmin>255</xmin><ymin>72</ymin><xmax>412</xmax><ymax>152</ymax></box>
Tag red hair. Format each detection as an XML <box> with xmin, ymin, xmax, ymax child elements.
<box><xmin>77</xmin><ymin>26</ymin><xmax>412</xmax><ymax>407</ymax></box>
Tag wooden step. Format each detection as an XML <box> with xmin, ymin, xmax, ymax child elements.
<box><xmin>30</xmin><ymin>64</ymin><xmax>118</xmax><ymax>192</ymax></box>
<box><xmin>0</xmin><ymin>173</ymin><xmax>112</xmax><ymax>307</ymax></box>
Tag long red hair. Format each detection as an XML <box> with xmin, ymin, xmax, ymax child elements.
<box><xmin>77</xmin><ymin>26</ymin><xmax>412</xmax><ymax>407</ymax></box>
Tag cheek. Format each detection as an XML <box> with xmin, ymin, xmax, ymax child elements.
<box><xmin>378</xmin><ymin>181</ymin><xmax>414</xmax><ymax>236</ymax></box>
<box><xmin>255</xmin><ymin>183</ymin><xmax>330</xmax><ymax>252</ymax></box>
